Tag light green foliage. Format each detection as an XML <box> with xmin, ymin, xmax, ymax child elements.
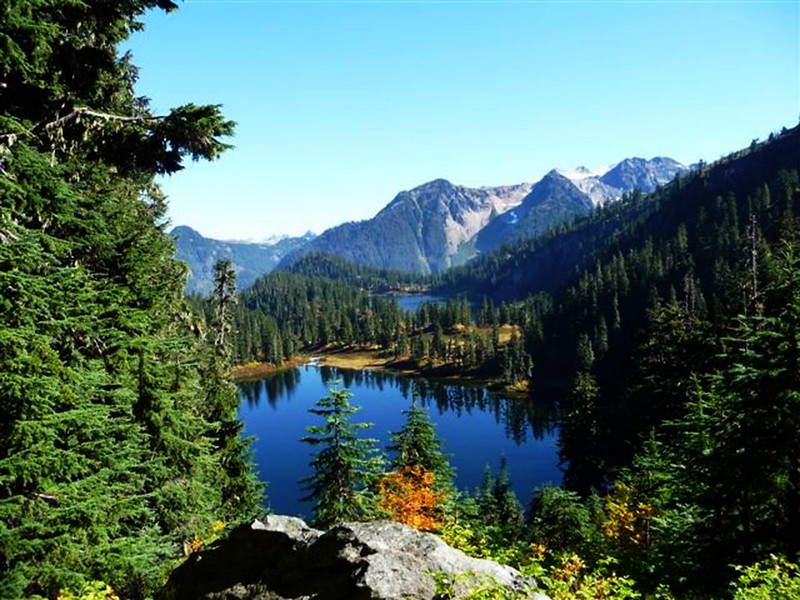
<box><xmin>731</xmin><ymin>555</ymin><xmax>800</xmax><ymax>600</ymax></box>
<box><xmin>528</xmin><ymin>485</ymin><xmax>602</xmax><ymax>557</ymax></box>
<box><xmin>433</xmin><ymin>571</ymin><xmax>533</xmax><ymax>600</ymax></box>
<box><xmin>440</xmin><ymin>490</ymin><xmax>640</xmax><ymax>600</ymax></box>
<box><xmin>522</xmin><ymin>554</ymin><xmax>640</xmax><ymax>600</ymax></box>
<box><xmin>48</xmin><ymin>580</ymin><xmax>119</xmax><ymax>600</ymax></box>
<box><xmin>432</xmin><ymin>536</ymin><xmax>640</xmax><ymax>600</ymax></box>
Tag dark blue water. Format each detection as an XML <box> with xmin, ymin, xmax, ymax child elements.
<box><xmin>385</xmin><ymin>294</ymin><xmax>445</xmax><ymax>313</ymax></box>
<box><xmin>238</xmin><ymin>365</ymin><xmax>561</xmax><ymax>518</ymax></box>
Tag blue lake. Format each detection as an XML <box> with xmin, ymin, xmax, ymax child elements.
<box><xmin>383</xmin><ymin>293</ymin><xmax>446</xmax><ymax>313</ymax></box>
<box><xmin>238</xmin><ymin>365</ymin><xmax>561</xmax><ymax>518</ymax></box>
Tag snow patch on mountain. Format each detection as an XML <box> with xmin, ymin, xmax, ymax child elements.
<box><xmin>555</xmin><ymin>166</ymin><xmax>619</xmax><ymax>207</ymax></box>
<box><xmin>556</xmin><ymin>165</ymin><xmax>610</xmax><ymax>181</ymax></box>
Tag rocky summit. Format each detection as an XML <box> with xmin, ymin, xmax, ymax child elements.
<box><xmin>159</xmin><ymin>516</ymin><xmax>549</xmax><ymax>600</ymax></box>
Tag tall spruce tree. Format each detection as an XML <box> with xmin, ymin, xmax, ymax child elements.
<box><xmin>0</xmin><ymin>2</ymin><xmax>256</xmax><ymax>597</ymax></box>
<box><xmin>204</xmin><ymin>259</ymin><xmax>263</xmax><ymax>520</ymax></box>
<box><xmin>388</xmin><ymin>394</ymin><xmax>454</xmax><ymax>491</ymax></box>
<box><xmin>301</xmin><ymin>385</ymin><xmax>383</xmax><ymax>528</ymax></box>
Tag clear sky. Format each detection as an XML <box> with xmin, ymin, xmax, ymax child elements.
<box><xmin>127</xmin><ymin>0</ymin><xmax>799</xmax><ymax>241</ymax></box>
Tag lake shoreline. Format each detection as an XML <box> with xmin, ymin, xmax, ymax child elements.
<box><xmin>235</xmin><ymin>346</ymin><xmax>531</xmax><ymax>398</ymax></box>
<box><xmin>232</xmin><ymin>356</ymin><xmax>309</xmax><ymax>381</ymax></box>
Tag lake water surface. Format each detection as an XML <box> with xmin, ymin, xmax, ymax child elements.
<box><xmin>238</xmin><ymin>365</ymin><xmax>561</xmax><ymax>518</ymax></box>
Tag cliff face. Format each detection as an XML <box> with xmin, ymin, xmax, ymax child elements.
<box><xmin>160</xmin><ymin>516</ymin><xmax>549</xmax><ymax>600</ymax></box>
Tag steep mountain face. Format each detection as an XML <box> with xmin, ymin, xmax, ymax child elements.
<box><xmin>472</xmin><ymin>170</ymin><xmax>595</xmax><ymax>254</ymax></box>
<box><xmin>600</xmin><ymin>156</ymin><xmax>686</xmax><ymax>192</ymax></box>
<box><xmin>471</xmin><ymin>157</ymin><xmax>688</xmax><ymax>256</ymax></box>
<box><xmin>172</xmin><ymin>226</ymin><xmax>315</xmax><ymax>294</ymax></box>
<box><xmin>278</xmin><ymin>158</ymin><xmax>687</xmax><ymax>275</ymax></box>
<box><xmin>279</xmin><ymin>180</ymin><xmax>532</xmax><ymax>274</ymax></box>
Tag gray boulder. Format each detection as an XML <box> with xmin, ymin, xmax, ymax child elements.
<box><xmin>160</xmin><ymin>515</ymin><xmax>549</xmax><ymax>600</ymax></box>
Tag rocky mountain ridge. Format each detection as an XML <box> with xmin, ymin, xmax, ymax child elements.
<box><xmin>173</xmin><ymin>156</ymin><xmax>688</xmax><ymax>288</ymax></box>
<box><xmin>279</xmin><ymin>180</ymin><xmax>533</xmax><ymax>274</ymax></box>
<box><xmin>280</xmin><ymin>156</ymin><xmax>687</xmax><ymax>274</ymax></box>
<box><xmin>471</xmin><ymin>156</ymin><xmax>688</xmax><ymax>256</ymax></box>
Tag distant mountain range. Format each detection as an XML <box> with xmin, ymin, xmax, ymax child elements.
<box><xmin>279</xmin><ymin>156</ymin><xmax>687</xmax><ymax>274</ymax></box>
<box><xmin>172</xmin><ymin>155</ymin><xmax>688</xmax><ymax>291</ymax></box>
<box><xmin>171</xmin><ymin>226</ymin><xmax>315</xmax><ymax>294</ymax></box>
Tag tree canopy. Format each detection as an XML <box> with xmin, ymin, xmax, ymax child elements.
<box><xmin>0</xmin><ymin>3</ymin><xmax>260</xmax><ymax>597</ymax></box>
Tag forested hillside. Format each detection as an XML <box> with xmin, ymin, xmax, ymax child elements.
<box><xmin>432</xmin><ymin>124</ymin><xmax>800</xmax><ymax>483</ymax></box>
<box><xmin>467</xmin><ymin>124</ymin><xmax>800</xmax><ymax>595</ymax></box>
<box><xmin>281</xmin><ymin>252</ymin><xmax>428</xmax><ymax>291</ymax></box>
<box><xmin>225</xmin><ymin>262</ymin><xmax>536</xmax><ymax>387</ymax></box>
<box><xmin>0</xmin><ymin>4</ymin><xmax>261</xmax><ymax>598</ymax></box>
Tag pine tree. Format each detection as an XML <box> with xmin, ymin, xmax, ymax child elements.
<box><xmin>475</xmin><ymin>459</ymin><xmax>525</xmax><ymax>541</ymax></box>
<box><xmin>388</xmin><ymin>395</ymin><xmax>454</xmax><ymax>491</ymax></box>
<box><xmin>528</xmin><ymin>484</ymin><xmax>599</xmax><ymax>555</ymax></box>
<box><xmin>491</xmin><ymin>458</ymin><xmax>525</xmax><ymax>540</ymax></box>
<box><xmin>301</xmin><ymin>385</ymin><xmax>383</xmax><ymax>528</ymax></box>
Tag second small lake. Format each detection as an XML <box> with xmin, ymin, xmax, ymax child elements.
<box><xmin>238</xmin><ymin>365</ymin><xmax>561</xmax><ymax>518</ymax></box>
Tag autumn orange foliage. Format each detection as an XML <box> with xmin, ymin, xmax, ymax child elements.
<box><xmin>378</xmin><ymin>466</ymin><xmax>446</xmax><ymax>531</ymax></box>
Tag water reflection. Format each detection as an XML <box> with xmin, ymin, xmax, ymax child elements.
<box><xmin>240</xmin><ymin>368</ymin><xmax>302</xmax><ymax>408</ymax></box>
<box><xmin>243</xmin><ymin>365</ymin><xmax>557</xmax><ymax>445</ymax></box>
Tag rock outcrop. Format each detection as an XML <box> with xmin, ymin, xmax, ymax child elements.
<box><xmin>160</xmin><ymin>516</ymin><xmax>549</xmax><ymax>600</ymax></box>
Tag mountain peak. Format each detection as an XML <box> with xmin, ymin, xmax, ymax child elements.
<box><xmin>170</xmin><ymin>225</ymin><xmax>204</xmax><ymax>240</ymax></box>
<box><xmin>555</xmin><ymin>165</ymin><xmax>611</xmax><ymax>181</ymax></box>
<box><xmin>601</xmin><ymin>157</ymin><xmax>687</xmax><ymax>193</ymax></box>
<box><xmin>412</xmin><ymin>178</ymin><xmax>458</xmax><ymax>193</ymax></box>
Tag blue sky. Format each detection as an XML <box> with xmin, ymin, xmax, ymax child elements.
<box><xmin>128</xmin><ymin>0</ymin><xmax>799</xmax><ymax>241</ymax></box>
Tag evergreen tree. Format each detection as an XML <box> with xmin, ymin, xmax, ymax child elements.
<box><xmin>491</xmin><ymin>458</ymin><xmax>525</xmax><ymax>540</ymax></box>
<box><xmin>616</xmin><ymin>235</ymin><xmax>800</xmax><ymax>594</ymax></box>
<box><xmin>475</xmin><ymin>459</ymin><xmax>525</xmax><ymax>541</ymax></box>
<box><xmin>0</xmin><ymin>3</ymin><xmax>254</xmax><ymax>596</ymax></box>
<box><xmin>388</xmin><ymin>395</ymin><xmax>454</xmax><ymax>491</ymax></box>
<box><xmin>560</xmin><ymin>372</ymin><xmax>605</xmax><ymax>495</ymax></box>
<box><xmin>204</xmin><ymin>259</ymin><xmax>263</xmax><ymax>520</ymax></box>
<box><xmin>528</xmin><ymin>485</ymin><xmax>600</xmax><ymax>555</ymax></box>
<box><xmin>301</xmin><ymin>385</ymin><xmax>383</xmax><ymax>528</ymax></box>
